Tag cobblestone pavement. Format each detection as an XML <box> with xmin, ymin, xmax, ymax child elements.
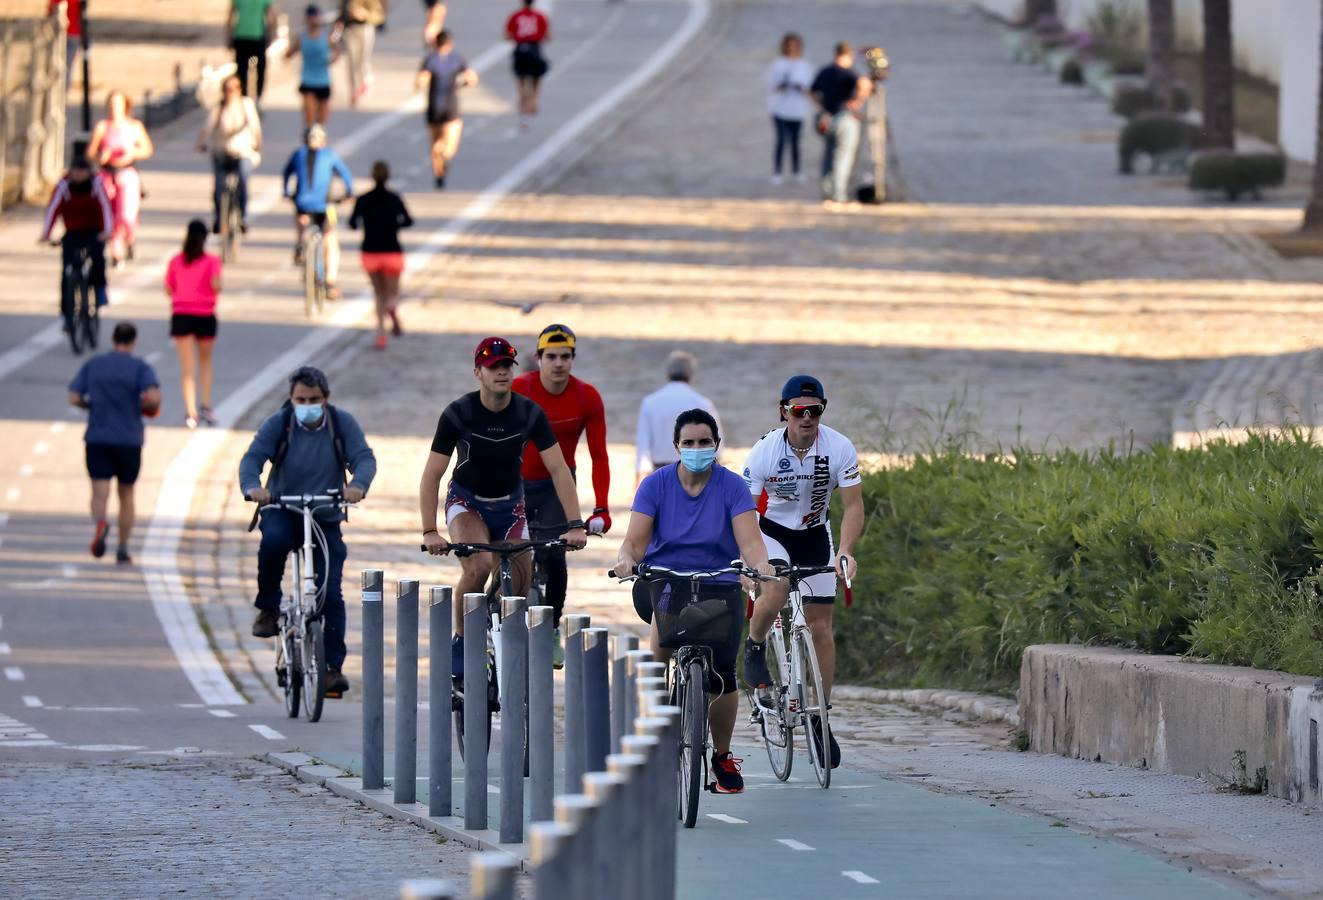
<box><xmin>0</xmin><ymin>757</ymin><xmax>482</xmax><ymax>898</ymax></box>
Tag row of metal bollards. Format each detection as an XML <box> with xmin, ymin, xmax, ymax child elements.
<box><xmin>359</xmin><ymin>570</ymin><xmax>680</xmax><ymax>900</ymax></box>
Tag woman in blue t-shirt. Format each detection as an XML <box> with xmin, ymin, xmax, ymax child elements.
<box><xmin>286</xmin><ymin>4</ymin><xmax>342</xmax><ymax>127</ymax></box>
<box><xmin>614</xmin><ymin>408</ymin><xmax>774</xmax><ymax>796</ymax></box>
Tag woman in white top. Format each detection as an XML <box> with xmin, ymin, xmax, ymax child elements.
<box><xmin>766</xmin><ymin>32</ymin><xmax>813</xmax><ymax>184</ymax></box>
<box><xmin>196</xmin><ymin>75</ymin><xmax>263</xmax><ymax>234</ymax></box>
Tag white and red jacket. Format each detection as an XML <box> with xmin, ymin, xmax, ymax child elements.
<box><xmin>41</xmin><ymin>176</ymin><xmax>112</xmax><ymax>240</ymax></box>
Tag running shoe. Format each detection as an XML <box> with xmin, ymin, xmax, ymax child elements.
<box><xmin>808</xmin><ymin>713</ymin><xmax>842</xmax><ymax>768</ymax></box>
<box><xmin>116</xmin><ymin>547</ymin><xmax>133</xmax><ymax>565</ymax></box>
<box><xmin>711</xmin><ymin>752</ymin><xmax>745</xmax><ymax>794</ymax></box>
<box><xmin>185</xmin><ymin>415</ymin><xmax>199</xmax><ymax>430</ymax></box>
<box><xmin>434</xmin><ymin>174</ymin><xmax>446</xmax><ymax>190</ymax></box>
<box><xmin>388</xmin><ymin>308</ymin><xmax>403</xmax><ymax>336</ymax></box>
<box><xmin>552</xmin><ymin>628</ymin><xmax>565</xmax><ymax>670</ymax></box>
<box><xmin>742</xmin><ymin>637</ymin><xmax>772</xmax><ymax>689</ymax></box>
<box><xmin>90</xmin><ymin>519</ymin><xmax>109</xmax><ymax>558</ymax></box>
<box><xmin>199</xmin><ymin>407</ymin><xmax>217</xmax><ymax>427</ymax></box>
<box><xmin>374</xmin><ymin>333</ymin><xmax>388</xmax><ymax>350</ymax></box>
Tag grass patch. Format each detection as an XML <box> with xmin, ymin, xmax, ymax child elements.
<box><xmin>839</xmin><ymin>429</ymin><xmax>1323</xmax><ymax>690</ymax></box>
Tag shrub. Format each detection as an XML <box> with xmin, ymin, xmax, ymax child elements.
<box><xmin>839</xmin><ymin>432</ymin><xmax>1323</xmax><ymax>691</ymax></box>
<box><xmin>1118</xmin><ymin>114</ymin><xmax>1198</xmax><ymax>174</ymax></box>
<box><xmin>1060</xmin><ymin>58</ymin><xmax>1084</xmax><ymax>85</ymax></box>
<box><xmin>1188</xmin><ymin>150</ymin><xmax>1287</xmax><ymax>200</ymax></box>
<box><xmin>1112</xmin><ymin>83</ymin><xmax>1156</xmax><ymax>119</ymax></box>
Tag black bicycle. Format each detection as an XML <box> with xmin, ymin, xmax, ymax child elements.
<box><xmin>56</xmin><ymin>237</ymin><xmax>98</xmax><ymax>354</ymax></box>
<box><xmin>609</xmin><ymin>561</ymin><xmax>769</xmax><ymax>828</ymax></box>
<box><xmin>218</xmin><ymin>156</ymin><xmax>244</xmax><ymax>263</ymax></box>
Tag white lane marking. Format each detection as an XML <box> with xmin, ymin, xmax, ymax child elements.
<box><xmin>776</xmin><ymin>839</ymin><xmax>815</xmax><ymax>852</ymax></box>
<box><xmin>540</xmin><ymin>7</ymin><xmax>624</xmax><ymax>84</ymax></box>
<box><xmin>0</xmin><ymin>642</ymin><xmax>10</xmax><ymax>654</ymax></box>
<box><xmin>139</xmin><ymin>0</ymin><xmax>710</xmax><ymax>707</ymax></box>
<box><xmin>33</xmin><ymin>441</ymin><xmax>49</xmax><ymax>455</ymax></box>
<box><xmin>61</xmin><ymin>564</ymin><xmax>77</xmax><ymax>579</ymax></box>
<box><xmin>248</xmin><ymin>724</ymin><xmax>285</xmax><ymax>740</ymax></box>
<box><xmin>0</xmin><ymin>712</ymin><xmax>55</xmax><ymax>745</ymax></box>
<box><xmin>208</xmin><ymin>709</ymin><xmax>236</xmax><ymax>718</ymax></box>
<box><xmin>65</xmin><ymin>706</ymin><xmax>140</xmax><ymax>712</ymax></box>
<box><xmin>0</xmin><ymin>328</ymin><xmax>62</xmax><ymax>383</ymax></box>
<box><xmin>706</xmin><ymin>814</ymin><xmax>747</xmax><ymax>824</ymax></box>
<box><xmin>4</xmin><ymin>666</ymin><xmax>25</xmax><ymax>681</ymax></box>
<box><xmin>21</xmin><ymin>696</ymin><xmax>41</xmax><ymax>708</ymax></box>
<box><xmin>0</xmin><ymin>739</ymin><xmax>59</xmax><ymax>747</ymax></box>
<box><xmin>842</xmin><ymin>871</ymin><xmax>880</xmax><ymax>885</ymax></box>
<box><xmin>70</xmin><ymin>744</ymin><xmax>146</xmax><ymax>752</ymax></box>
<box><xmin>18</xmin><ymin>465</ymin><xmax>33</xmax><ymax>478</ymax></box>
<box><xmin>49</xmin><ymin>422</ymin><xmax>66</xmax><ymax>434</ymax></box>
<box><xmin>5</xmin><ymin>487</ymin><xmax>19</xmax><ymax>502</ymax></box>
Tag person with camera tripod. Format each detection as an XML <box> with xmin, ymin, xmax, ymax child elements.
<box><xmin>810</xmin><ymin>41</ymin><xmax>872</xmax><ymax>208</ymax></box>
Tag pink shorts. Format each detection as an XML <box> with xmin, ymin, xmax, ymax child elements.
<box><xmin>361</xmin><ymin>252</ymin><xmax>405</xmax><ymax>277</ymax></box>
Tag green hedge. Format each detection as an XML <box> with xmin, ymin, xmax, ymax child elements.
<box><xmin>839</xmin><ymin>432</ymin><xmax>1323</xmax><ymax>692</ymax></box>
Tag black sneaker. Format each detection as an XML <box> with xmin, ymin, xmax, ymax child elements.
<box><xmin>326</xmin><ymin>668</ymin><xmax>349</xmax><ymax>695</ymax></box>
<box><xmin>434</xmin><ymin>173</ymin><xmax>446</xmax><ymax>189</ymax></box>
<box><xmin>251</xmin><ymin>608</ymin><xmax>279</xmax><ymax>638</ymax></box>
<box><xmin>808</xmin><ymin>713</ymin><xmax>841</xmax><ymax>769</ymax></box>
<box><xmin>742</xmin><ymin>637</ymin><xmax>772</xmax><ymax>689</ymax></box>
<box><xmin>115</xmin><ymin>547</ymin><xmax>133</xmax><ymax>565</ymax></box>
<box><xmin>711</xmin><ymin>752</ymin><xmax>744</xmax><ymax>794</ymax></box>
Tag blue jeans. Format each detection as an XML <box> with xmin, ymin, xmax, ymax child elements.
<box><xmin>254</xmin><ymin>509</ymin><xmax>348</xmax><ymax>669</ymax></box>
<box><xmin>212</xmin><ymin>155</ymin><xmax>253</xmax><ymax>225</ymax></box>
<box><xmin>772</xmin><ymin>116</ymin><xmax>802</xmax><ymax>175</ymax></box>
<box><xmin>819</xmin><ymin>112</ymin><xmax>861</xmax><ymax>202</ymax></box>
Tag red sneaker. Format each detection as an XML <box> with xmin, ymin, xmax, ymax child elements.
<box><xmin>90</xmin><ymin>519</ymin><xmax>109</xmax><ymax>559</ymax></box>
<box><xmin>711</xmin><ymin>752</ymin><xmax>744</xmax><ymax>794</ymax></box>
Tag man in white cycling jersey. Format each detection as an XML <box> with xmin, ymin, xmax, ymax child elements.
<box><xmin>741</xmin><ymin>374</ymin><xmax>863</xmax><ymax>768</ymax></box>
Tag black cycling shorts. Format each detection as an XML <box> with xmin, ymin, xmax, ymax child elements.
<box><xmin>760</xmin><ymin>517</ymin><xmax>837</xmax><ymax>603</ymax></box>
<box><xmin>86</xmin><ymin>443</ymin><xmax>142</xmax><ymax>484</ymax></box>
<box><xmin>633</xmin><ymin>578</ymin><xmax>742</xmax><ymax>696</ymax></box>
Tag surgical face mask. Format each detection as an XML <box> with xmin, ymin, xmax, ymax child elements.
<box><xmin>294</xmin><ymin>403</ymin><xmax>324</xmax><ymax>427</ymax></box>
<box><xmin>679</xmin><ymin>447</ymin><xmax>717</xmax><ymax>474</ymax></box>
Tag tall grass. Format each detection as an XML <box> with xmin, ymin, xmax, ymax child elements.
<box><xmin>840</xmin><ymin>430</ymin><xmax>1323</xmax><ymax>692</ymax></box>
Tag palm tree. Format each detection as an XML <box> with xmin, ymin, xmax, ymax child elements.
<box><xmin>1199</xmin><ymin>0</ymin><xmax>1235</xmax><ymax>149</ymax></box>
<box><xmin>1304</xmin><ymin>2</ymin><xmax>1323</xmax><ymax>230</ymax></box>
<box><xmin>1146</xmin><ymin>0</ymin><xmax>1176</xmax><ymax>109</ymax></box>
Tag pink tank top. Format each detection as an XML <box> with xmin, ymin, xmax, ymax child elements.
<box><xmin>101</xmin><ymin>121</ymin><xmax>135</xmax><ymax>166</ymax></box>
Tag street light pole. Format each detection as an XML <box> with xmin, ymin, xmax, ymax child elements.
<box><xmin>79</xmin><ymin>0</ymin><xmax>90</xmax><ymax>136</ymax></box>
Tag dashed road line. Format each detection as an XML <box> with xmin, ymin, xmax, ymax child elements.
<box><xmin>208</xmin><ymin>709</ymin><xmax>237</xmax><ymax>718</ymax></box>
<box><xmin>0</xmin><ymin>642</ymin><xmax>10</xmax><ymax>654</ymax></box>
<box><xmin>4</xmin><ymin>666</ymin><xmax>25</xmax><ymax>681</ymax></box>
<box><xmin>33</xmin><ymin>441</ymin><xmax>49</xmax><ymax>455</ymax></box>
<box><xmin>707</xmin><ymin>814</ymin><xmax>748</xmax><ymax>824</ymax></box>
<box><xmin>22</xmin><ymin>695</ymin><xmax>41</xmax><ymax>707</ymax></box>
<box><xmin>49</xmin><ymin>421</ymin><xmax>66</xmax><ymax>434</ymax></box>
<box><xmin>69</xmin><ymin>744</ymin><xmax>146</xmax><ymax>752</ymax></box>
<box><xmin>5</xmin><ymin>487</ymin><xmax>19</xmax><ymax>502</ymax></box>
<box><xmin>842</xmin><ymin>871</ymin><xmax>880</xmax><ymax>885</ymax></box>
<box><xmin>776</xmin><ymin>839</ymin><xmax>815</xmax><ymax>851</ymax></box>
<box><xmin>248</xmin><ymin>724</ymin><xmax>285</xmax><ymax>740</ymax></box>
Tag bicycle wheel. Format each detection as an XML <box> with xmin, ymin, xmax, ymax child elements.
<box><xmin>220</xmin><ymin>183</ymin><xmax>240</xmax><ymax>263</ymax></box>
<box><xmin>303</xmin><ymin>234</ymin><xmax>319</xmax><ymax>318</ymax></box>
<box><xmin>302</xmin><ymin>619</ymin><xmax>327</xmax><ymax>722</ymax></box>
<box><xmin>454</xmin><ymin>650</ymin><xmax>495</xmax><ymax>760</ymax></box>
<box><xmin>796</xmin><ymin>630</ymin><xmax>830</xmax><ymax>788</ymax></box>
<box><xmin>759</xmin><ymin>626</ymin><xmax>794</xmax><ymax>782</ymax></box>
<box><xmin>678</xmin><ymin>660</ymin><xmax>705</xmax><ymax>828</ymax></box>
<box><xmin>313</xmin><ymin>236</ymin><xmax>327</xmax><ymax>314</ymax></box>
<box><xmin>282</xmin><ymin>629</ymin><xmax>302</xmax><ymax>718</ymax></box>
<box><xmin>61</xmin><ymin>272</ymin><xmax>81</xmax><ymax>354</ymax></box>
<box><xmin>81</xmin><ymin>281</ymin><xmax>99</xmax><ymax>351</ymax></box>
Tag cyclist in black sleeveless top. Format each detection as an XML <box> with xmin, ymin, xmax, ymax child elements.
<box><xmin>420</xmin><ymin>336</ymin><xmax>587</xmax><ymax>662</ymax></box>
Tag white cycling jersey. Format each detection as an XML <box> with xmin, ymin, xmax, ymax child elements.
<box><xmin>742</xmin><ymin>424</ymin><xmax>861</xmax><ymax>529</ymax></box>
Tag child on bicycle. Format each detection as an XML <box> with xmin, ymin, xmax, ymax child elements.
<box><xmin>41</xmin><ymin>158</ymin><xmax>113</xmax><ymax>311</ymax></box>
<box><xmin>613</xmin><ymin>408</ymin><xmax>774</xmax><ymax>794</ymax></box>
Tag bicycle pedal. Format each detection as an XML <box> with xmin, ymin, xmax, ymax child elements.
<box><xmin>324</xmin><ymin>690</ymin><xmax>344</xmax><ymax>699</ymax></box>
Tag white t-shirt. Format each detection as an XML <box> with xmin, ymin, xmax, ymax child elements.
<box><xmin>742</xmin><ymin>425</ymin><xmax>861</xmax><ymax>529</ymax></box>
<box><xmin>635</xmin><ymin>381</ymin><xmax>720</xmax><ymax>473</ymax></box>
<box><xmin>766</xmin><ymin>57</ymin><xmax>814</xmax><ymax>122</ymax></box>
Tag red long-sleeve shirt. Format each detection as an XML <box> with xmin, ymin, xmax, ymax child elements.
<box><xmin>41</xmin><ymin>176</ymin><xmax>112</xmax><ymax>240</ymax></box>
<box><xmin>513</xmin><ymin>371</ymin><xmax>610</xmax><ymax>510</ymax></box>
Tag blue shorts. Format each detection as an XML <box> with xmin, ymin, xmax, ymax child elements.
<box><xmin>445</xmin><ymin>482</ymin><xmax>528</xmax><ymax>541</ymax></box>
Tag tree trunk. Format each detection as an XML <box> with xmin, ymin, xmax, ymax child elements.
<box><xmin>1024</xmin><ymin>0</ymin><xmax>1057</xmax><ymax>25</ymax></box>
<box><xmin>1146</xmin><ymin>0</ymin><xmax>1176</xmax><ymax>109</ymax></box>
<box><xmin>1200</xmin><ymin>0</ymin><xmax>1235</xmax><ymax>149</ymax></box>
<box><xmin>1304</xmin><ymin>0</ymin><xmax>1323</xmax><ymax>230</ymax></box>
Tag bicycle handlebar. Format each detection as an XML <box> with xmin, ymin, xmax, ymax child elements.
<box><xmin>419</xmin><ymin>538</ymin><xmax>569</xmax><ymax>556</ymax></box>
<box><xmin>254</xmin><ymin>490</ymin><xmax>350</xmax><ymax>514</ymax></box>
<box><xmin>606</xmin><ymin>561</ymin><xmax>773</xmax><ymax>582</ymax></box>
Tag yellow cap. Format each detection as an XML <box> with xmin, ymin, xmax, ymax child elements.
<box><xmin>537</xmin><ymin>323</ymin><xmax>576</xmax><ymax>352</ymax></box>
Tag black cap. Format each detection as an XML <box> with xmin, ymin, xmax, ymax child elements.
<box><xmin>781</xmin><ymin>374</ymin><xmax>825</xmax><ymax>403</ymax></box>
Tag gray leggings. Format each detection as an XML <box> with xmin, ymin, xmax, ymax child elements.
<box><xmin>341</xmin><ymin>22</ymin><xmax>376</xmax><ymax>98</ymax></box>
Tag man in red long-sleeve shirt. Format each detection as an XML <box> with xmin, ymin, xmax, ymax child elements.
<box><xmin>513</xmin><ymin>323</ymin><xmax>610</xmax><ymax>666</ymax></box>
<box><xmin>41</xmin><ymin>158</ymin><xmax>112</xmax><ymax>311</ymax></box>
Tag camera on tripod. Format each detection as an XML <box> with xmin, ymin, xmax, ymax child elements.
<box><xmin>862</xmin><ymin>46</ymin><xmax>891</xmax><ymax>82</ymax></box>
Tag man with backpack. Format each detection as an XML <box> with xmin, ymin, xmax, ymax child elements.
<box><xmin>239</xmin><ymin>366</ymin><xmax>377</xmax><ymax>695</ymax></box>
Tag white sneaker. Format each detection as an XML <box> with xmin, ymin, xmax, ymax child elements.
<box><xmin>770</xmin><ymin>174</ymin><xmax>783</xmax><ymax>186</ymax></box>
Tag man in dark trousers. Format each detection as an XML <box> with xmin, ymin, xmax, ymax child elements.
<box><xmin>239</xmin><ymin>365</ymin><xmax>377</xmax><ymax>695</ymax></box>
<box><xmin>811</xmin><ymin>41</ymin><xmax>873</xmax><ymax>207</ymax></box>
<box><xmin>68</xmin><ymin>322</ymin><xmax>161</xmax><ymax>565</ymax></box>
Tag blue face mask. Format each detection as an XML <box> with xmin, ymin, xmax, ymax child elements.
<box><xmin>679</xmin><ymin>447</ymin><xmax>717</xmax><ymax>473</ymax></box>
<box><xmin>294</xmin><ymin>403</ymin><xmax>324</xmax><ymax>427</ymax></box>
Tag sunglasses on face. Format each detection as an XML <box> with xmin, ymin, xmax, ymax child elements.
<box><xmin>783</xmin><ymin>402</ymin><xmax>826</xmax><ymax>419</ymax></box>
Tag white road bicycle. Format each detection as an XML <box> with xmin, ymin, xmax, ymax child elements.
<box><xmin>747</xmin><ymin>561</ymin><xmax>850</xmax><ymax>788</ymax></box>
<box><xmin>260</xmin><ymin>491</ymin><xmax>350</xmax><ymax>723</ymax></box>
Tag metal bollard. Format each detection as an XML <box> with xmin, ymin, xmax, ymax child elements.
<box><xmin>582</xmin><ymin>627</ymin><xmax>611</xmax><ymax>774</ymax></box>
<box><xmin>362</xmin><ymin>570</ymin><xmax>385</xmax><ymax>791</ymax></box>
<box><xmin>470</xmin><ymin>852</ymin><xmax>518</xmax><ymax>900</ymax></box>
<box><xmin>527</xmin><ymin>605</ymin><xmax>555</xmax><ymax>823</ymax></box>
<box><xmin>529</xmin><ymin>821</ymin><xmax>576</xmax><ymax>900</ymax></box>
<box><xmin>561</xmin><ymin>613</ymin><xmax>591</xmax><ymax>792</ymax></box>
<box><xmin>498</xmin><ymin>595</ymin><xmax>528</xmax><ymax>843</ymax></box>
<box><xmin>394</xmin><ymin>579</ymin><xmax>420</xmax><ymax>804</ymax></box>
<box><xmin>623</xmin><ymin>649</ymin><xmax>654</xmax><ymax>755</ymax></box>
<box><xmin>399</xmin><ymin>879</ymin><xmax>454</xmax><ymax>900</ymax></box>
<box><xmin>463</xmin><ymin>592</ymin><xmax>489</xmax><ymax>830</ymax></box>
<box><xmin>637</xmin><ymin>711</ymin><xmax>682</xmax><ymax>900</ymax></box>
<box><xmin>607</xmin><ymin>753</ymin><xmax>649</xmax><ymax>900</ymax></box>
<box><xmin>621</xmin><ymin>734</ymin><xmax>662</xmax><ymax>900</ymax></box>
<box><xmin>554</xmin><ymin>794</ymin><xmax>601</xmax><ymax>900</ymax></box>
<box><xmin>583</xmin><ymin>771</ymin><xmax>628</xmax><ymax>899</ymax></box>
<box><xmin>428</xmin><ymin>586</ymin><xmax>452</xmax><ymax>818</ymax></box>
<box><xmin>610</xmin><ymin>635</ymin><xmax>640</xmax><ymax>753</ymax></box>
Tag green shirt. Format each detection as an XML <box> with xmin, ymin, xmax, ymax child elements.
<box><xmin>231</xmin><ymin>0</ymin><xmax>271</xmax><ymax>40</ymax></box>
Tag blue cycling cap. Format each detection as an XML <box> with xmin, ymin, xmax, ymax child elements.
<box><xmin>780</xmin><ymin>374</ymin><xmax>826</xmax><ymax>403</ymax></box>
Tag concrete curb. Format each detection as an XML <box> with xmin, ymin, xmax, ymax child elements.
<box><xmin>833</xmin><ymin>685</ymin><xmax>1021</xmax><ymax>729</ymax></box>
<box><xmin>1020</xmin><ymin>645</ymin><xmax>1323</xmax><ymax>809</ymax></box>
<box><xmin>263</xmin><ymin>752</ymin><xmax>529</xmax><ymax>869</ymax></box>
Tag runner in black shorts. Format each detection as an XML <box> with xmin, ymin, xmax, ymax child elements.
<box><xmin>415</xmin><ymin>30</ymin><xmax>477</xmax><ymax>188</ymax></box>
<box><xmin>419</xmin><ymin>336</ymin><xmax>587</xmax><ymax>675</ymax></box>
<box><xmin>505</xmin><ymin>0</ymin><xmax>550</xmax><ymax>128</ymax></box>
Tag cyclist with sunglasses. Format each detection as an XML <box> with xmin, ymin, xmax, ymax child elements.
<box><xmin>419</xmin><ymin>336</ymin><xmax>588</xmax><ymax>676</ymax></box>
<box><xmin>740</xmin><ymin>374</ymin><xmax>864</xmax><ymax>768</ymax></box>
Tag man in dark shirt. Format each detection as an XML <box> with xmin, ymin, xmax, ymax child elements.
<box><xmin>810</xmin><ymin>41</ymin><xmax>872</xmax><ymax>206</ymax></box>
<box><xmin>420</xmin><ymin>336</ymin><xmax>587</xmax><ymax>671</ymax></box>
<box><xmin>67</xmin><ymin>322</ymin><xmax>161</xmax><ymax>565</ymax></box>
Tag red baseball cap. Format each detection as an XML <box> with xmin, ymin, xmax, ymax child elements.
<box><xmin>474</xmin><ymin>336</ymin><xmax>518</xmax><ymax>367</ymax></box>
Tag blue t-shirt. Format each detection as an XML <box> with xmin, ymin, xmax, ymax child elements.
<box><xmin>301</xmin><ymin>33</ymin><xmax>332</xmax><ymax>88</ymax></box>
<box><xmin>68</xmin><ymin>351</ymin><xmax>159</xmax><ymax>447</ymax></box>
<box><xmin>632</xmin><ymin>464</ymin><xmax>755</xmax><ymax>582</ymax></box>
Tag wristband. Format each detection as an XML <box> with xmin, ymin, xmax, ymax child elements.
<box><xmin>422</xmin><ymin>529</ymin><xmax>439</xmax><ymax>537</ymax></box>
<box><xmin>565</xmin><ymin>519</ymin><xmax>586</xmax><ymax>531</ymax></box>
